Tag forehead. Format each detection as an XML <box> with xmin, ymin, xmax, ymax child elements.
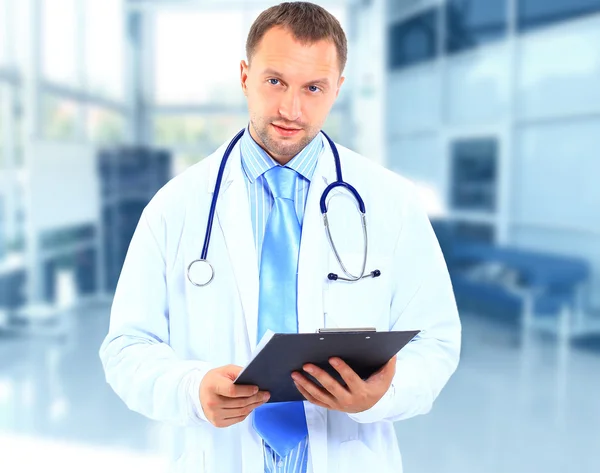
<box><xmin>252</xmin><ymin>26</ymin><xmax>340</xmax><ymax>78</ymax></box>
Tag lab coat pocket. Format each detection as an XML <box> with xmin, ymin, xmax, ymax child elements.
<box><xmin>169</xmin><ymin>428</ymin><xmax>207</xmax><ymax>473</ymax></box>
<box><xmin>337</xmin><ymin>440</ymin><xmax>384</xmax><ymax>473</ymax></box>
<box><xmin>324</xmin><ymin>252</ymin><xmax>391</xmax><ymax>330</ymax></box>
<box><xmin>171</xmin><ymin>451</ymin><xmax>205</xmax><ymax>473</ymax></box>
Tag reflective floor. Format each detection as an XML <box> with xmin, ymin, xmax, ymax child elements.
<box><xmin>0</xmin><ymin>301</ymin><xmax>599</xmax><ymax>472</ymax></box>
<box><xmin>396</xmin><ymin>314</ymin><xmax>600</xmax><ymax>473</ymax></box>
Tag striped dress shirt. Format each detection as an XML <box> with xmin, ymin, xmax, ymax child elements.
<box><xmin>240</xmin><ymin>125</ymin><xmax>323</xmax><ymax>473</ymax></box>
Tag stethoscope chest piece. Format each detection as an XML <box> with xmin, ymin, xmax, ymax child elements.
<box><xmin>187</xmin><ymin>259</ymin><xmax>215</xmax><ymax>287</ymax></box>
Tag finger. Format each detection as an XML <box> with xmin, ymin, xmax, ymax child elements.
<box><xmin>221</xmin><ymin>391</ymin><xmax>270</xmax><ymax>409</ymax></box>
<box><xmin>221</xmin><ymin>399</ymin><xmax>266</xmax><ymax>419</ymax></box>
<box><xmin>214</xmin><ymin>414</ymin><xmax>248</xmax><ymax>428</ymax></box>
<box><xmin>328</xmin><ymin>358</ymin><xmax>364</xmax><ymax>390</ymax></box>
<box><xmin>292</xmin><ymin>371</ymin><xmax>336</xmax><ymax>406</ymax></box>
<box><xmin>215</xmin><ymin>379</ymin><xmax>259</xmax><ymax>398</ymax></box>
<box><xmin>294</xmin><ymin>381</ymin><xmax>330</xmax><ymax>409</ymax></box>
<box><xmin>302</xmin><ymin>364</ymin><xmax>350</xmax><ymax>400</ymax></box>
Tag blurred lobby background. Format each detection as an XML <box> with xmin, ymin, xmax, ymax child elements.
<box><xmin>1</xmin><ymin>0</ymin><xmax>599</xmax><ymax>472</ymax></box>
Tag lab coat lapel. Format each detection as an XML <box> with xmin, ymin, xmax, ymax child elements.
<box><xmin>298</xmin><ymin>134</ymin><xmax>337</xmax><ymax>473</ymax></box>
<box><xmin>209</xmin><ymin>141</ymin><xmax>260</xmax><ymax>351</ymax></box>
<box><xmin>297</xmin><ymin>133</ymin><xmax>335</xmax><ymax>333</ymax></box>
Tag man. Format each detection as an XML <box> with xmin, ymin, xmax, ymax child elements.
<box><xmin>99</xmin><ymin>3</ymin><xmax>461</xmax><ymax>473</ymax></box>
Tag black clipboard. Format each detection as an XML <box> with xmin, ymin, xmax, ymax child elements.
<box><xmin>233</xmin><ymin>329</ymin><xmax>420</xmax><ymax>403</ymax></box>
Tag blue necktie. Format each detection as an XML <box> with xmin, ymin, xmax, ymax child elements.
<box><xmin>253</xmin><ymin>166</ymin><xmax>308</xmax><ymax>459</ymax></box>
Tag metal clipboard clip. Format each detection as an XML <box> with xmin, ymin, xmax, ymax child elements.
<box><xmin>317</xmin><ymin>327</ymin><xmax>377</xmax><ymax>333</ymax></box>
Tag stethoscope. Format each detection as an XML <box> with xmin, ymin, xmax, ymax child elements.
<box><xmin>187</xmin><ymin>128</ymin><xmax>382</xmax><ymax>287</ymax></box>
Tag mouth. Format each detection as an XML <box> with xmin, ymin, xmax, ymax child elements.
<box><xmin>272</xmin><ymin>124</ymin><xmax>302</xmax><ymax>137</ymax></box>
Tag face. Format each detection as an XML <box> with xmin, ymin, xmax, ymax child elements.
<box><xmin>241</xmin><ymin>26</ymin><xmax>345</xmax><ymax>165</ymax></box>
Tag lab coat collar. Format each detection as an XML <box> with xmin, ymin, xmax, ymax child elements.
<box><xmin>207</xmin><ymin>138</ymin><xmax>237</xmax><ymax>194</ymax></box>
<box><xmin>208</xmin><ymin>138</ymin><xmax>260</xmax><ymax>348</ymax></box>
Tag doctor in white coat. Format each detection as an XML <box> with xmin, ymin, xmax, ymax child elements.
<box><xmin>99</xmin><ymin>3</ymin><xmax>461</xmax><ymax>473</ymax></box>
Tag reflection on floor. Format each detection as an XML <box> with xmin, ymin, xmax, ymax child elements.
<box><xmin>396</xmin><ymin>313</ymin><xmax>600</xmax><ymax>473</ymax></box>
<box><xmin>0</xmin><ymin>302</ymin><xmax>598</xmax><ymax>472</ymax></box>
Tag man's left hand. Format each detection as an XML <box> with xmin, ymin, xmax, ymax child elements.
<box><xmin>291</xmin><ymin>356</ymin><xmax>397</xmax><ymax>414</ymax></box>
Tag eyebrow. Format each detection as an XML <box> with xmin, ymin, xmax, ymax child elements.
<box><xmin>262</xmin><ymin>68</ymin><xmax>331</xmax><ymax>87</ymax></box>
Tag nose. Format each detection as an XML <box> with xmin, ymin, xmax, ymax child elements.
<box><xmin>278</xmin><ymin>89</ymin><xmax>302</xmax><ymax>122</ymax></box>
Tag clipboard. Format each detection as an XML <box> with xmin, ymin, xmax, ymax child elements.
<box><xmin>233</xmin><ymin>328</ymin><xmax>420</xmax><ymax>403</ymax></box>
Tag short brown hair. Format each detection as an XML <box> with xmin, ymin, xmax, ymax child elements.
<box><xmin>246</xmin><ymin>2</ymin><xmax>348</xmax><ymax>74</ymax></box>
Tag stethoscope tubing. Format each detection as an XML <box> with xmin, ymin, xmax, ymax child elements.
<box><xmin>188</xmin><ymin>128</ymin><xmax>379</xmax><ymax>287</ymax></box>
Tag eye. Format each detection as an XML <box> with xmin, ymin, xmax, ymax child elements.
<box><xmin>268</xmin><ymin>79</ymin><xmax>280</xmax><ymax>85</ymax></box>
<box><xmin>308</xmin><ymin>85</ymin><xmax>321</xmax><ymax>93</ymax></box>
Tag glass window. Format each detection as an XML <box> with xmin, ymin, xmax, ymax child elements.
<box><xmin>154</xmin><ymin>11</ymin><xmax>246</xmax><ymax>105</ymax></box>
<box><xmin>13</xmin><ymin>90</ymin><xmax>23</xmax><ymax>167</ymax></box>
<box><xmin>0</xmin><ymin>193</ymin><xmax>5</xmax><ymax>257</ymax></box>
<box><xmin>42</xmin><ymin>94</ymin><xmax>81</xmax><ymax>140</ymax></box>
<box><xmin>450</xmin><ymin>138</ymin><xmax>498</xmax><ymax>212</ymax></box>
<box><xmin>172</xmin><ymin>150</ymin><xmax>210</xmax><ymax>176</ymax></box>
<box><xmin>0</xmin><ymin>85</ymin><xmax>23</xmax><ymax>170</ymax></box>
<box><xmin>0</xmin><ymin>149</ymin><xmax>26</xmax><ymax>258</ymax></box>
<box><xmin>154</xmin><ymin>114</ymin><xmax>248</xmax><ymax>151</ymax></box>
<box><xmin>322</xmin><ymin>111</ymin><xmax>346</xmax><ymax>146</ymax></box>
<box><xmin>42</xmin><ymin>0</ymin><xmax>78</xmax><ymax>85</ymax></box>
<box><xmin>87</xmin><ymin>107</ymin><xmax>127</xmax><ymax>145</ymax></box>
<box><xmin>13</xmin><ymin>0</ymin><xmax>29</xmax><ymax>72</ymax></box>
<box><xmin>0</xmin><ymin>86</ymin><xmax>5</xmax><ymax>170</ymax></box>
<box><xmin>446</xmin><ymin>0</ymin><xmax>507</xmax><ymax>54</ymax></box>
<box><xmin>0</xmin><ymin>0</ymin><xmax>7</xmax><ymax>66</ymax></box>
<box><xmin>388</xmin><ymin>8</ymin><xmax>438</xmax><ymax>70</ymax></box>
<box><xmin>518</xmin><ymin>0</ymin><xmax>600</xmax><ymax>32</ymax></box>
<box><xmin>14</xmin><ymin>177</ymin><xmax>25</xmax><ymax>249</ymax></box>
<box><xmin>85</xmin><ymin>0</ymin><xmax>125</xmax><ymax>99</ymax></box>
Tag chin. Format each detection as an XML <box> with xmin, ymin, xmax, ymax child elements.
<box><xmin>273</xmin><ymin>131</ymin><xmax>303</xmax><ymax>141</ymax></box>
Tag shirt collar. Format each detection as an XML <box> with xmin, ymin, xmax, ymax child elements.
<box><xmin>240</xmin><ymin>125</ymin><xmax>323</xmax><ymax>183</ymax></box>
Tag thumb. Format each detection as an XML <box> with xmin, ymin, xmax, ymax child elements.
<box><xmin>382</xmin><ymin>355</ymin><xmax>397</xmax><ymax>375</ymax></box>
<box><xmin>366</xmin><ymin>356</ymin><xmax>397</xmax><ymax>384</ymax></box>
<box><xmin>221</xmin><ymin>364</ymin><xmax>244</xmax><ymax>381</ymax></box>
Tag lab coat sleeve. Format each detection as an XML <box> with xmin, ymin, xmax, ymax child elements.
<box><xmin>348</xmin><ymin>187</ymin><xmax>461</xmax><ymax>424</ymax></box>
<box><xmin>99</xmin><ymin>207</ymin><xmax>212</xmax><ymax>427</ymax></box>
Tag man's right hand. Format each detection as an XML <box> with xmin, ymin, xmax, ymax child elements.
<box><xmin>199</xmin><ymin>364</ymin><xmax>270</xmax><ymax>428</ymax></box>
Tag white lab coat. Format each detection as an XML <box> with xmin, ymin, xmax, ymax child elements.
<box><xmin>99</xmin><ymin>134</ymin><xmax>461</xmax><ymax>473</ymax></box>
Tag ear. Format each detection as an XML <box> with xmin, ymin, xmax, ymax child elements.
<box><xmin>240</xmin><ymin>60</ymin><xmax>250</xmax><ymax>97</ymax></box>
<box><xmin>335</xmin><ymin>76</ymin><xmax>345</xmax><ymax>99</ymax></box>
